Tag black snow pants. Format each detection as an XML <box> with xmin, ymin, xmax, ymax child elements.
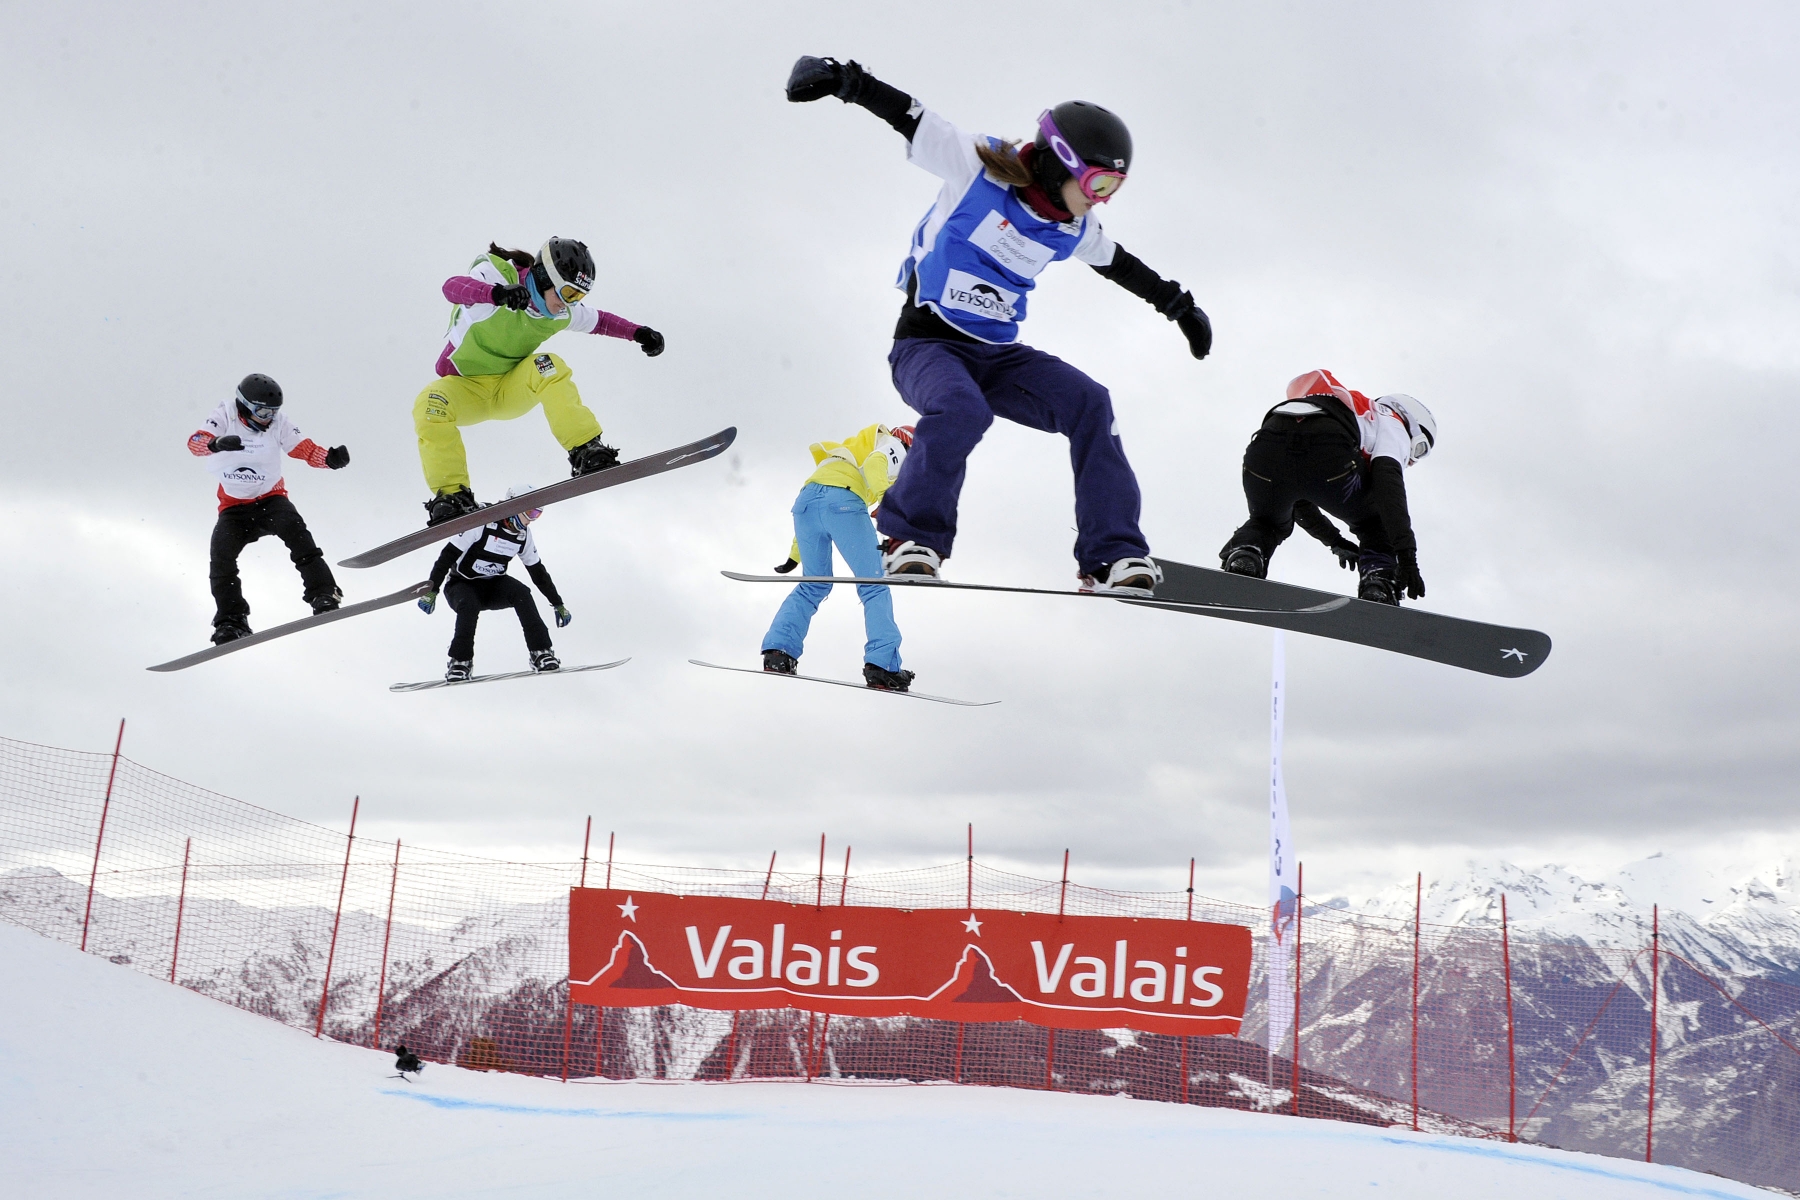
<box><xmin>209</xmin><ymin>494</ymin><xmax>338</xmax><ymax>628</ymax></box>
<box><xmin>1223</xmin><ymin>413</ymin><xmax>1395</xmax><ymax>571</ymax></box>
<box><xmin>444</xmin><ymin>575</ymin><xmax>551</xmax><ymax>661</ymax></box>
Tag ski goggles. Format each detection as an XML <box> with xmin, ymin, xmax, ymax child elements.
<box><xmin>1037</xmin><ymin>110</ymin><xmax>1127</xmax><ymax>203</ymax></box>
<box><xmin>501</xmin><ymin>506</ymin><xmax>544</xmax><ymax>532</ymax></box>
<box><xmin>236</xmin><ymin>394</ymin><xmax>279</xmax><ymax>426</ymax></box>
<box><xmin>534</xmin><ymin>261</ymin><xmax>591</xmax><ymax>307</ymax></box>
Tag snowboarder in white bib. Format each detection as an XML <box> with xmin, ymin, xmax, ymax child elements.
<box><xmin>415</xmin><ymin>238</ymin><xmax>666</xmax><ymax>526</ymax></box>
<box><xmin>187</xmin><ymin>374</ymin><xmax>350</xmax><ymax>644</ymax></box>
<box><xmin>761</xmin><ymin>424</ymin><xmax>914</xmax><ymax>692</ymax></box>
<box><xmin>1218</xmin><ymin>369</ymin><xmax>1437</xmax><ymax>605</ymax></box>
<box><xmin>786</xmin><ymin>57</ymin><xmax>1213</xmax><ymax>597</ymax></box>
<box><xmin>417</xmin><ymin>488</ymin><xmax>572</xmax><ymax>681</ymax></box>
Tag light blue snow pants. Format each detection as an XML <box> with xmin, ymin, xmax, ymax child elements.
<box><xmin>761</xmin><ymin>483</ymin><xmax>902</xmax><ymax>671</ymax></box>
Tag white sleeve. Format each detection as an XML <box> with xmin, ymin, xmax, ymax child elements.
<box><xmin>276</xmin><ymin>415</ymin><xmax>307</xmax><ymax>454</ymax></box>
<box><xmin>520</xmin><ymin>529</ymin><xmax>541</xmax><ymax>567</ymax></box>
<box><xmin>1368</xmin><ymin>403</ymin><xmax>1413</xmax><ymax>465</ymax></box>
<box><xmin>201</xmin><ymin>401</ymin><xmax>231</xmax><ymax>436</ymax></box>
<box><xmin>906</xmin><ymin>110</ymin><xmax>982</xmax><ymax>189</ymax></box>
<box><xmin>470</xmin><ymin>259</ymin><xmax>507</xmax><ymax>286</ymax></box>
<box><xmin>565</xmin><ymin>304</ymin><xmax>599</xmax><ymax>334</ymax></box>
<box><xmin>1071</xmin><ymin>220</ymin><xmax>1117</xmax><ymax>267</ymax></box>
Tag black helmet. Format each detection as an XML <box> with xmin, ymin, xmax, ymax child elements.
<box><xmin>1031</xmin><ymin>101</ymin><xmax>1133</xmax><ymax>195</ymax></box>
<box><xmin>531</xmin><ymin>237</ymin><xmax>596</xmax><ymax>306</ymax></box>
<box><xmin>235</xmin><ymin>373</ymin><xmax>283</xmax><ymax>431</ymax></box>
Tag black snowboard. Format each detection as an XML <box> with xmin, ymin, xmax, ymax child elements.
<box><xmin>340</xmin><ymin>427</ymin><xmax>737</xmax><ymax>569</ymax></box>
<box><xmin>1134</xmin><ymin>559</ymin><xmax>1551</xmax><ymax>678</ymax></box>
<box><xmin>147</xmin><ymin>581</ymin><xmax>433</xmax><ymax>672</ymax></box>
<box><xmin>720</xmin><ymin>571</ymin><xmax>1344</xmax><ymax>615</ymax></box>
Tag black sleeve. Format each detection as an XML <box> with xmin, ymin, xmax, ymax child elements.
<box><xmin>1090</xmin><ymin>245</ymin><xmax>1186</xmax><ymax>314</ymax></box>
<box><xmin>1290</xmin><ymin>500</ymin><xmax>1348</xmax><ymax>548</ymax></box>
<box><xmin>841</xmin><ymin>64</ymin><xmax>921</xmax><ymax>141</ymax></box>
<box><xmin>428</xmin><ymin>543</ymin><xmax>458</xmax><ymax>590</ymax></box>
<box><xmin>1365</xmin><ymin>458</ymin><xmax>1418</xmax><ymax>556</ymax></box>
<box><xmin>526</xmin><ymin>561</ymin><xmax>564</xmax><ymax>608</ymax></box>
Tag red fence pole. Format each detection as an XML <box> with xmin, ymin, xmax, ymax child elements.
<box><xmin>761</xmin><ymin>850</ymin><xmax>777</xmax><ymax>900</ymax></box>
<box><xmin>314</xmin><ymin>796</ymin><xmax>359</xmax><ymax>1039</ymax></box>
<box><xmin>726</xmin><ymin>851</ymin><xmax>780</xmax><ymax>1082</ymax></box>
<box><xmin>815</xmin><ymin>834</ymin><xmax>826</xmax><ymax>909</ymax></box>
<box><xmin>372</xmin><ymin>839</ymin><xmax>400</xmax><ymax>1049</ymax></box>
<box><xmin>1411</xmin><ymin>871</ymin><xmax>1421</xmax><ymax>1131</ymax></box>
<box><xmin>838</xmin><ymin>846</ymin><xmax>851</xmax><ymax>905</ymax></box>
<box><xmin>1058</xmin><ymin>849</ymin><xmax>1070</xmax><ymax>921</ymax></box>
<box><xmin>1182</xmin><ymin>856</ymin><xmax>1195</xmax><ymax>1104</ymax></box>
<box><xmin>1502</xmin><ymin>892</ymin><xmax>1517</xmax><ymax>1142</ymax></box>
<box><xmin>957</xmin><ymin>823</ymin><xmax>971</xmax><ymax>1084</ymax></box>
<box><xmin>80</xmin><ymin>719</ymin><xmax>126</xmax><ymax>953</ymax></box>
<box><xmin>1647</xmin><ymin>904</ymin><xmax>1659</xmax><ymax>1163</ymax></box>
<box><xmin>169</xmin><ymin>837</ymin><xmax>192</xmax><ymax>983</ymax></box>
<box><xmin>604</xmin><ymin>831</ymin><xmax>615</xmax><ymax>889</ymax></box>
<box><xmin>1291</xmin><ymin>861</ymin><xmax>1303</xmax><ymax>1115</ymax></box>
<box><xmin>579</xmin><ymin>817</ymin><xmax>592</xmax><ymax>888</ymax></box>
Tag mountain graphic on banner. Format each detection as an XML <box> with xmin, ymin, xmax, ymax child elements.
<box><xmin>945</xmin><ymin>946</ymin><xmax>1026</xmax><ymax>1005</ymax></box>
<box><xmin>594</xmin><ymin>932</ymin><xmax>680</xmax><ymax>991</ymax></box>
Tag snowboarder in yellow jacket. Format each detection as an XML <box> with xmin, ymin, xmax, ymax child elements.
<box><xmin>762</xmin><ymin>424</ymin><xmax>914</xmax><ymax>691</ymax></box>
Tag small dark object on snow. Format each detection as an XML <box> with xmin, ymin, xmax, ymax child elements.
<box><xmin>393</xmin><ymin>1045</ymin><xmax>425</xmax><ymax>1078</ymax></box>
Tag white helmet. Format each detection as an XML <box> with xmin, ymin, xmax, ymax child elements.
<box><xmin>1378</xmin><ymin>395</ymin><xmax>1437</xmax><ymax>463</ymax></box>
<box><xmin>873</xmin><ymin>424</ymin><xmax>914</xmax><ymax>481</ymax></box>
<box><xmin>500</xmin><ymin>484</ymin><xmax>542</xmax><ymax>532</ymax></box>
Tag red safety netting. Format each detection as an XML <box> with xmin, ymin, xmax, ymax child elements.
<box><xmin>1</xmin><ymin>731</ymin><xmax>1797</xmax><ymax>1194</ymax></box>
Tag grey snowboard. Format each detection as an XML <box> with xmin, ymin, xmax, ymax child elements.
<box><xmin>341</xmin><ymin>427</ymin><xmax>737</xmax><ymax>569</ymax></box>
<box><xmin>391</xmin><ymin>659</ymin><xmax>631</xmax><ymax>692</ymax></box>
<box><xmin>688</xmin><ymin>659</ymin><xmax>998</xmax><ymax>707</ymax></box>
<box><xmin>719</xmin><ymin>571</ymin><xmax>1345</xmax><ymax>615</ymax></box>
<box><xmin>1132</xmin><ymin>558</ymin><xmax>1552</xmax><ymax>678</ymax></box>
<box><xmin>148</xmin><ymin>581</ymin><xmax>433</xmax><ymax>673</ymax></box>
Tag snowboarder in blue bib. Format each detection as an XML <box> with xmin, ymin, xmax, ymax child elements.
<box><xmin>786</xmin><ymin>57</ymin><xmax>1213</xmax><ymax>597</ymax></box>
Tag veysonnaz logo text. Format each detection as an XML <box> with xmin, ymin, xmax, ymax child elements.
<box><xmin>940</xmin><ymin>269</ymin><xmax>1019</xmax><ymax>322</ymax></box>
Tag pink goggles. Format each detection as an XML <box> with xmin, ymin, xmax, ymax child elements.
<box><xmin>1037</xmin><ymin>110</ymin><xmax>1127</xmax><ymax>204</ymax></box>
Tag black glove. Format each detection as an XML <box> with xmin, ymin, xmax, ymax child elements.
<box><xmin>633</xmin><ymin>326</ymin><xmax>665</xmax><ymax>357</ymax></box>
<box><xmin>1176</xmin><ymin>304</ymin><xmax>1212</xmax><ymax>360</ymax></box>
<box><xmin>325</xmin><ymin>445</ymin><xmax>350</xmax><ymax>470</ymax></box>
<box><xmin>1396</xmin><ymin>551</ymin><xmax>1426</xmax><ymax>599</ymax></box>
<box><xmin>773</xmin><ymin>557</ymin><xmax>800</xmax><ymax>574</ymax></box>
<box><xmin>209</xmin><ymin>434</ymin><xmax>243</xmax><ymax>453</ymax></box>
<box><xmin>787</xmin><ymin>56</ymin><xmax>848</xmax><ymax>102</ymax></box>
<box><xmin>1328</xmin><ymin>538</ymin><xmax>1359</xmax><ymax>571</ymax></box>
<box><xmin>491</xmin><ymin>283</ymin><xmax>530</xmax><ymax>311</ymax></box>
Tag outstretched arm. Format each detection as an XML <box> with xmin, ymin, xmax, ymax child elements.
<box><xmin>1089</xmin><ymin>245</ymin><xmax>1212</xmax><ymax>360</ymax></box>
<box><xmin>786</xmin><ymin>57</ymin><xmax>921</xmax><ymax>141</ymax></box>
<box><xmin>526</xmin><ymin>561</ymin><xmax>565</xmax><ymax>608</ymax></box>
<box><xmin>428</xmin><ymin>543</ymin><xmax>458</xmax><ymax>591</ymax></box>
<box><xmin>1365</xmin><ymin>459</ymin><xmax>1425</xmax><ymax>598</ymax></box>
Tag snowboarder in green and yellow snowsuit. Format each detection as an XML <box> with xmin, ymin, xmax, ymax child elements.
<box><xmin>415</xmin><ymin>238</ymin><xmax>666</xmax><ymax>526</ymax></box>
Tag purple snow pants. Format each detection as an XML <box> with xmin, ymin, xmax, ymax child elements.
<box><xmin>877</xmin><ymin>338</ymin><xmax>1149</xmax><ymax>574</ymax></box>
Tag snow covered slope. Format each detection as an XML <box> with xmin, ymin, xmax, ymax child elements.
<box><xmin>0</xmin><ymin>922</ymin><xmax>1772</xmax><ymax>1199</ymax></box>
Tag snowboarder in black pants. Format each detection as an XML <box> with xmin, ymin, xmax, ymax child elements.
<box><xmin>187</xmin><ymin>373</ymin><xmax>350</xmax><ymax>644</ymax></box>
<box><xmin>1219</xmin><ymin>369</ymin><xmax>1436</xmax><ymax>605</ymax></box>
<box><xmin>419</xmin><ymin>487</ymin><xmax>570</xmax><ymax>681</ymax></box>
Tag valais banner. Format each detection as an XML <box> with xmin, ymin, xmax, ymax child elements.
<box><xmin>568</xmin><ymin>889</ymin><xmax>1253</xmax><ymax>1036</ymax></box>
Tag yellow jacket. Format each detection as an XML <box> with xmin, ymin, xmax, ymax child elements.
<box><xmin>806</xmin><ymin>424</ymin><xmax>902</xmax><ymax>506</ymax></box>
<box><xmin>785</xmin><ymin>424</ymin><xmax>904</xmax><ymax>566</ymax></box>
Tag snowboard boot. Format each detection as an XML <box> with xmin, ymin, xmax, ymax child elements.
<box><xmin>424</xmin><ymin>487</ymin><xmax>479</xmax><ymax>527</ymax></box>
<box><xmin>568</xmin><ymin>436</ymin><xmax>621</xmax><ymax>478</ymax></box>
<box><xmin>1358</xmin><ymin>565</ymin><xmax>1400</xmax><ymax>606</ymax></box>
<box><xmin>444</xmin><ymin>658</ymin><xmax>473</xmax><ymax>682</ymax></box>
<box><xmin>1079</xmin><ymin>556</ymin><xmax>1163</xmax><ymax>596</ymax></box>
<box><xmin>530</xmin><ymin>648</ymin><xmax>562</xmax><ymax>673</ymax></box>
<box><xmin>1221</xmin><ymin>545</ymin><xmax>1267</xmax><ymax>579</ymax></box>
<box><xmin>863</xmin><ymin>662</ymin><xmax>915</xmax><ymax>693</ymax></box>
<box><xmin>307</xmin><ymin>587</ymin><xmax>343</xmax><ymax>616</ymax></box>
<box><xmin>881</xmin><ymin>538</ymin><xmax>942</xmax><ymax>577</ymax></box>
<box><xmin>762</xmin><ymin>649</ymin><xmax>798</xmax><ymax>675</ymax></box>
<box><xmin>211</xmin><ymin>620</ymin><xmax>252</xmax><ymax>646</ymax></box>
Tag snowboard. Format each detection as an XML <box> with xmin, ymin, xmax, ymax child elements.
<box><xmin>688</xmin><ymin>659</ymin><xmax>999</xmax><ymax>707</ymax></box>
<box><xmin>1130</xmin><ymin>558</ymin><xmax>1552</xmax><ymax>678</ymax></box>
<box><xmin>719</xmin><ymin>571</ymin><xmax>1346</xmax><ymax>616</ymax></box>
<box><xmin>147</xmin><ymin>581</ymin><xmax>434</xmax><ymax>673</ymax></box>
<box><xmin>390</xmin><ymin>659</ymin><xmax>630</xmax><ymax>692</ymax></box>
<box><xmin>340</xmin><ymin>427</ymin><xmax>738</xmax><ymax>569</ymax></box>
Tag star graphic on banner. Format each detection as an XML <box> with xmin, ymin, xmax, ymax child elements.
<box><xmin>617</xmin><ymin>896</ymin><xmax>638</xmax><ymax>922</ymax></box>
<box><xmin>962</xmin><ymin>913</ymin><xmax>983</xmax><ymax>935</ymax></box>
<box><xmin>1501</xmin><ymin>647</ymin><xmax>1529</xmax><ymax>662</ymax></box>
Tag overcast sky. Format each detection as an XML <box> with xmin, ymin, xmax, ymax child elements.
<box><xmin>2</xmin><ymin>0</ymin><xmax>1796</xmax><ymax>908</ymax></box>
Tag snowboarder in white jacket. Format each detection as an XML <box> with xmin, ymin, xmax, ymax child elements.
<box><xmin>418</xmin><ymin>489</ymin><xmax>571</xmax><ymax>681</ymax></box>
<box><xmin>186</xmin><ymin>374</ymin><xmax>349</xmax><ymax>644</ymax></box>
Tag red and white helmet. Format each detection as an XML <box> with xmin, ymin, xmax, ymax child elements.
<box><xmin>875</xmin><ymin>425</ymin><xmax>914</xmax><ymax>478</ymax></box>
<box><xmin>1377</xmin><ymin>395</ymin><xmax>1437</xmax><ymax>462</ymax></box>
<box><xmin>1287</xmin><ymin>369</ymin><xmax>1354</xmax><ymax>407</ymax></box>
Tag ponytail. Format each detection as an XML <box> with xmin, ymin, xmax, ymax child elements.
<box><xmin>487</xmin><ymin>242</ymin><xmax>537</xmax><ymax>274</ymax></box>
<box><xmin>974</xmin><ymin>139</ymin><xmax>1034</xmax><ymax>188</ymax></box>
